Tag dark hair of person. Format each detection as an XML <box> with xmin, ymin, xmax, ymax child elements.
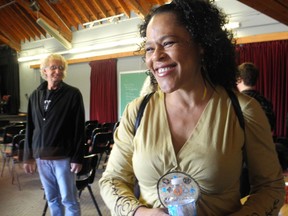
<box><xmin>237</xmin><ymin>62</ymin><xmax>259</xmax><ymax>86</ymax></box>
<box><xmin>139</xmin><ymin>0</ymin><xmax>237</xmax><ymax>90</ymax></box>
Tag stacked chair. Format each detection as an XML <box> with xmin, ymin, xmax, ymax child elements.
<box><xmin>90</xmin><ymin>131</ymin><xmax>113</xmax><ymax>170</ymax></box>
<box><xmin>0</xmin><ymin>124</ymin><xmax>26</xmax><ymax>175</ymax></box>
<box><xmin>0</xmin><ymin>124</ymin><xmax>26</xmax><ymax>190</ymax></box>
<box><xmin>11</xmin><ymin>138</ymin><xmax>25</xmax><ymax>190</ymax></box>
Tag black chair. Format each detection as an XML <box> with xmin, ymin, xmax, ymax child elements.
<box><xmin>1</xmin><ymin>127</ymin><xmax>25</xmax><ymax>177</ymax></box>
<box><xmin>91</xmin><ymin>127</ymin><xmax>108</xmax><ymax>140</ymax></box>
<box><xmin>76</xmin><ymin>153</ymin><xmax>102</xmax><ymax>216</ymax></box>
<box><xmin>102</xmin><ymin>122</ymin><xmax>116</xmax><ymax>132</ymax></box>
<box><xmin>0</xmin><ymin>124</ymin><xmax>25</xmax><ymax>144</ymax></box>
<box><xmin>11</xmin><ymin>138</ymin><xmax>25</xmax><ymax>190</ymax></box>
<box><xmin>85</xmin><ymin>120</ymin><xmax>99</xmax><ymax>127</ymax></box>
<box><xmin>19</xmin><ymin>129</ymin><xmax>26</xmax><ymax>135</ymax></box>
<box><xmin>42</xmin><ymin>153</ymin><xmax>102</xmax><ymax>216</ymax></box>
<box><xmin>85</xmin><ymin>123</ymin><xmax>100</xmax><ymax>144</ymax></box>
<box><xmin>0</xmin><ymin>120</ymin><xmax>10</xmax><ymax>128</ymax></box>
<box><xmin>91</xmin><ymin>131</ymin><xmax>113</xmax><ymax>169</ymax></box>
<box><xmin>1</xmin><ymin>134</ymin><xmax>25</xmax><ymax>177</ymax></box>
<box><xmin>113</xmin><ymin>121</ymin><xmax>120</xmax><ymax>134</ymax></box>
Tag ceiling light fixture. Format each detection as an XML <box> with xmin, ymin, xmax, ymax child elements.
<box><xmin>83</xmin><ymin>14</ymin><xmax>125</xmax><ymax>28</ymax></box>
<box><xmin>224</xmin><ymin>22</ymin><xmax>241</xmax><ymax>29</ymax></box>
<box><xmin>18</xmin><ymin>36</ymin><xmax>143</xmax><ymax>62</ymax></box>
<box><xmin>36</xmin><ymin>18</ymin><xmax>72</xmax><ymax>49</ymax></box>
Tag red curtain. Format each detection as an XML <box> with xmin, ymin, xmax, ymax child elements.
<box><xmin>236</xmin><ymin>40</ymin><xmax>288</xmax><ymax>137</ymax></box>
<box><xmin>89</xmin><ymin>59</ymin><xmax>118</xmax><ymax>123</ymax></box>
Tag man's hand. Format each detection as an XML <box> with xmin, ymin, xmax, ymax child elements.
<box><xmin>70</xmin><ymin>163</ymin><xmax>82</xmax><ymax>174</ymax></box>
<box><xmin>23</xmin><ymin>162</ymin><xmax>36</xmax><ymax>174</ymax></box>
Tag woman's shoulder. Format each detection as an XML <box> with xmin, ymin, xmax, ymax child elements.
<box><xmin>213</xmin><ymin>86</ymin><xmax>262</xmax><ymax>117</ymax></box>
<box><xmin>236</xmin><ymin>90</ymin><xmax>262</xmax><ymax>111</ymax></box>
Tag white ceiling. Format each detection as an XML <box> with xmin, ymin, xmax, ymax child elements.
<box><xmin>215</xmin><ymin>0</ymin><xmax>288</xmax><ymax>37</ymax></box>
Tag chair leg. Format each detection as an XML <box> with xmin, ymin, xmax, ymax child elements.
<box><xmin>11</xmin><ymin>162</ymin><xmax>21</xmax><ymax>190</ymax></box>
<box><xmin>87</xmin><ymin>185</ymin><xmax>102</xmax><ymax>216</ymax></box>
<box><xmin>1</xmin><ymin>156</ymin><xmax>11</xmax><ymax>177</ymax></box>
<box><xmin>42</xmin><ymin>201</ymin><xmax>48</xmax><ymax>216</ymax></box>
<box><xmin>78</xmin><ymin>189</ymin><xmax>83</xmax><ymax>198</ymax></box>
<box><xmin>96</xmin><ymin>153</ymin><xmax>103</xmax><ymax>170</ymax></box>
<box><xmin>1</xmin><ymin>157</ymin><xmax>6</xmax><ymax>177</ymax></box>
<box><xmin>42</xmin><ymin>192</ymin><xmax>48</xmax><ymax>216</ymax></box>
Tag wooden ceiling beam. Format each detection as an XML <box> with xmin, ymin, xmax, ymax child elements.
<box><xmin>14</xmin><ymin>0</ymin><xmax>47</xmax><ymax>38</ymax></box>
<box><xmin>14</xmin><ymin>4</ymin><xmax>43</xmax><ymax>40</ymax></box>
<box><xmin>0</xmin><ymin>26</ymin><xmax>21</xmax><ymax>51</ymax></box>
<box><xmin>238</xmin><ymin>0</ymin><xmax>288</xmax><ymax>25</ymax></box>
<box><xmin>0</xmin><ymin>34</ymin><xmax>10</xmax><ymax>45</ymax></box>
<box><xmin>37</xmin><ymin>0</ymin><xmax>72</xmax><ymax>41</ymax></box>
<box><xmin>138</xmin><ymin>0</ymin><xmax>151</xmax><ymax>15</ymax></box>
<box><xmin>105</xmin><ymin>3</ymin><xmax>117</xmax><ymax>16</ymax></box>
<box><xmin>53</xmin><ymin>1</ymin><xmax>79</xmax><ymax>30</ymax></box>
<box><xmin>155</xmin><ymin>0</ymin><xmax>163</xmax><ymax>5</ymax></box>
<box><xmin>124</xmin><ymin>0</ymin><xmax>146</xmax><ymax>18</ymax></box>
<box><xmin>10</xmin><ymin>6</ymin><xmax>36</xmax><ymax>41</ymax></box>
<box><xmin>0</xmin><ymin>33</ymin><xmax>21</xmax><ymax>52</ymax></box>
<box><xmin>70</xmin><ymin>1</ymin><xmax>90</xmax><ymax>24</ymax></box>
<box><xmin>80</xmin><ymin>1</ymin><xmax>98</xmax><ymax>22</ymax></box>
<box><xmin>0</xmin><ymin>10</ymin><xmax>26</xmax><ymax>43</ymax></box>
<box><xmin>91</xmin><ymin>0</ymin><xmax>108</xmax><ymax>18</ymax></box>
<box><xmin>115</xmin><ymin>0</ymin><xmax>131</xmax><ymax>18</ymax></box>
<box><xmin>14</xmin><ymin>0</ymin><xmax>71</xmax><ymax>42</ymax></box>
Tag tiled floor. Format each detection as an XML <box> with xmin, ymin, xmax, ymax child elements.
<box><xmin>0</xmin><ymin>157</ymin><xmax>111</xmax><ymax>216</ymax></box>
<box><xmin>0</xmin><ymin>114</ymin><xmax>110</xmax><ymax>216</ymax></box>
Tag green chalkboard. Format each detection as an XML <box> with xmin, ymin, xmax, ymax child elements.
<box><xmin>119</xmin><ymin>70</ymin><xmax>148</xmax><ymax>117</ymax></box>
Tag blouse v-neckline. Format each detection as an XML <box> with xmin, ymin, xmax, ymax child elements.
<box><xmin>160</xmin><ymin>90</ymin><xmax>215</xmax><ymax>156</ymax></box>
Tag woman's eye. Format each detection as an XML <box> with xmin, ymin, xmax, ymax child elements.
<box><xmin>145</xmin><ymin>47</ymin><xmax>154</xmax><ymax>52</ymax></box>
<box><xmin>163</xmin><ymin>41</ymin><xmax>175</xmax><ymax>47</ymax></box>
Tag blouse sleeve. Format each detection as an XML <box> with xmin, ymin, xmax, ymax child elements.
<box><xmin>230</xmin><ymin>95</ymin><xmax>285</xmax><ymax>216</ymax></box>
<box><xmin>99</xmin><ymin>97</ymin><xmax>147</xmax><ymax>216</ymax></box>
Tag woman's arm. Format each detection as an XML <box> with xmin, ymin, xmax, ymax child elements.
<box><xmin>99</xmin><ymin>98</ymin><xmax>147</xmax><ymax>216</ymax></box>
<box><xmin>231</xmin><ymin>96</ymin><xmax>285</xmax><ymax>216</ymax></box>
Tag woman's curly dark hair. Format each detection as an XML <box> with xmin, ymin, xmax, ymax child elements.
<box><xmin>139</xmin><ymin>0</ymin><xmax>237</xmax><ymax>89</ymax></box>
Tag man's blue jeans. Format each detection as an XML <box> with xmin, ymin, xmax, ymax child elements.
<box><xmin>36</xmin><ymin>158</ymin><xmax>81</xmax><ymax>216</ymax></box>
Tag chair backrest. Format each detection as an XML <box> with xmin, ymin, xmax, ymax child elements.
<box><xmin>113</xmin><ymin>121</ymin><xmax>120</xmax><ymax>133</ymax></box>
<box><xmin>91</xmin><ymin>127</ymin><xmax>108</xmax><ymax>140</ymax></box>
<box><xmin>0</xmin><ymin>120</ymin><xmax>10</xmax><ymax>128</ymax></box>
<box><xmin>85</xmin><ymin>123</ymin><xmax>100</xmax><ymax>142</ymax></box>
<box><xmin>19</xmin><ymin>129</ymin><xmax>26</xmax><ymax>135</ymax></box>
<box><xmin>76</xmin><ymin>153</ymin><xmax>98</xmax><ymax>189</ymax></box>
<box><xmin>91</xmin><ymin>131</ymin><xmax>113</xmax><ymax>154</ymax></box>
<box><xmin>16</xmin><ymin>138</ymin><xmax>25</xmax><ymax>162</ymax></box>
<box><xmin>85</xmin><ymin>120</ymin><xmax>98</xmax><ymax>127</ymax></box>
<box><xmin>11</xmin><ymin>134</ymin><xmax>25</xmax><ymax>153</ymax></box>
<box><xmin>102</xmin><ymin>122</ymin><xmax>116</xmax><ymax>132</ymax></box>
<box><xmin>2</xmin><ymin>124</ymin><xmax>26</xmax><ymax>144</ymax></box>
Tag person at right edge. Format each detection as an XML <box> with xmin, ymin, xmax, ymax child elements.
<box><xmin>236</xmin><ymin>62</ymin><xmax>279</xmax><ymax>196</ymax></box>
<box><xmin>99</xmin><ymin>0</ymin><xmax>285</xmax><ymax>216</ymax></box>
<box><xmin>237</xmin><ymin>62</ymin><xmax>276</xmax><ymax>132</ymax></box>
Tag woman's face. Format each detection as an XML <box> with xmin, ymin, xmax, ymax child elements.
<box><xmin>145</xmin><ymin>12</ymin><xmax>203</xmax><ymax>93</ymax></box>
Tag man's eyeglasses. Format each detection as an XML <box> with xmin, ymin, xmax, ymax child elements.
<box><xmin>46</xmin><ymin>65</ymin><xmax>65</xmax><ymax>71</ymax></box>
